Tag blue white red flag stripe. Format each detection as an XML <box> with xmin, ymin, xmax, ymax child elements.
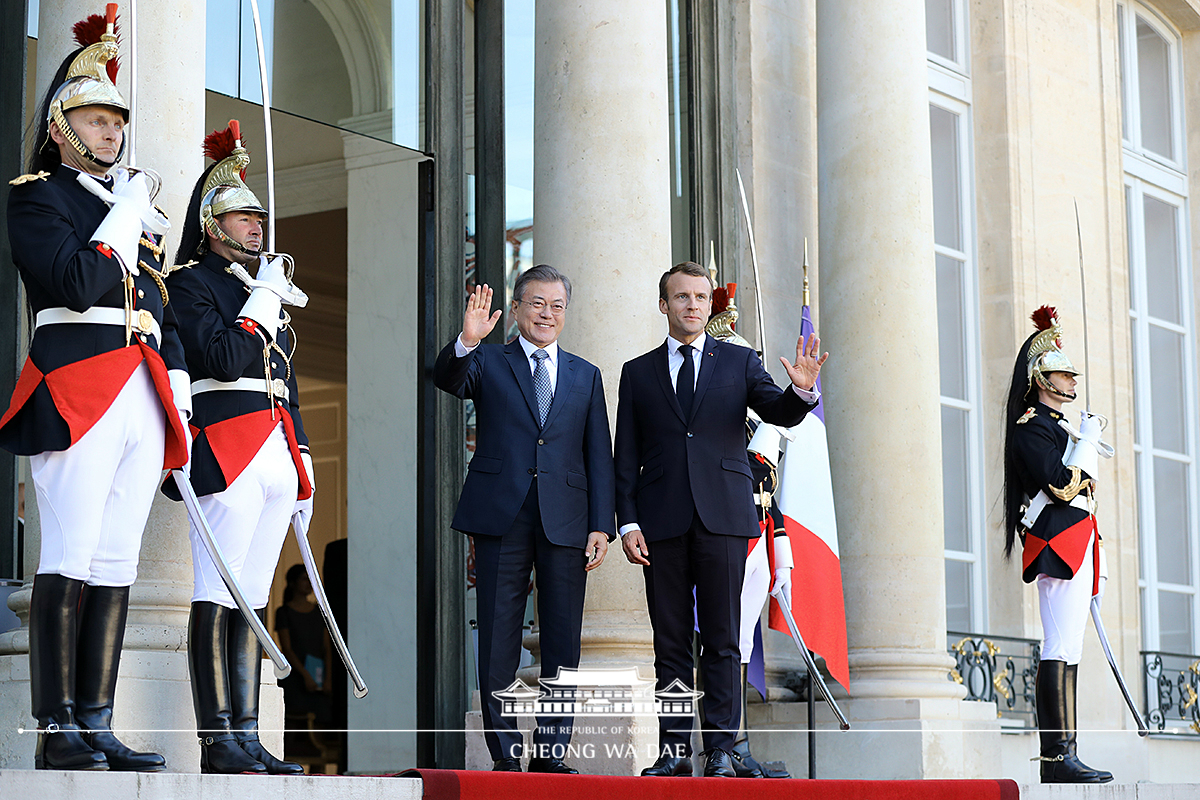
<box><xmin>768</xmin><ymin>304</ymin><xmax>849</xmax><ymax>689</ymax></box>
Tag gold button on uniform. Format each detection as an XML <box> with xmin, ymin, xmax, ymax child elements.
<box><xmin>137</xmin><ymin>289</ymin><xmax>145</xmax><ymax>299</ymax></box>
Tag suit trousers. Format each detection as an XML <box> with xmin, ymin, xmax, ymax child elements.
<box><xmin>473</xmin><ymin>481</ymin><xmax>588</xmax><ymax>761</ymax></box>
<box><xmin>643</xmin><ymin>512</ymin><xmax>746</xmax><ymax>754</ymax></box>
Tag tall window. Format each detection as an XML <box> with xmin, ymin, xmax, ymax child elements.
<box><xmin>928</xmin><ymin>0</ymin><xmax>984</xmax><ymax>632</ymax></box>
<box><xmin>1121</xmin><ymin>3</ymin><xmax>1198</xmax><ymax>656</ymax></box>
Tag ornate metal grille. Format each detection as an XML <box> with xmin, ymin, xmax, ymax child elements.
<box><xmin>1143</xmin><ymin>651</ymin><xmax>1200</xmax><ymax>735</ymax></box>
<box><xmin>946</xmin><ymin>632</ymin><xmax>1041</xmax><ymax>728</ymax></box>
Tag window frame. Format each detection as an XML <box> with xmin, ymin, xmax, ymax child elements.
<box><xmin>1119</xmin><ymin>2</ymin><xmax>1186</xmax><ymax>173</ymax></box>
<box><xmin>929</xmin><ymin>64</ymin><xmax>986</xmax><ymax>633</ymax></box>
<box><xmin>1121</xmin><ymin>1</ymin><xmax>1199</xmax><ymax>655</ymax></box>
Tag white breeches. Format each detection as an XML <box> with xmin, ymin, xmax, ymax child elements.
<box><xmin>190</xmin><ymin>423</ymin><xmax>297</xmax><ymax>609</ymax></box>
<box><xmin>32</xmin><ymin>363</ymin><xmax>165</xmax><ymax>587</ymax></box>
<box><xmin>1037</xmin><ymin>535</ymin><xmax>1099</xmax><ymax>665</ymax></box>
<box><xmin>740</xmin><ymin>532</ymin><xmax>770</xmax><ymax>662</ymax></box>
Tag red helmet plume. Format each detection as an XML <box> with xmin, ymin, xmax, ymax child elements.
<box><xmin>202</xmin><ymin>123</ymin><xmax>248</xmax><ymax>180</ymax></box>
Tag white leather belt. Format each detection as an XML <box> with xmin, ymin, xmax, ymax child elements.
<box><xmin>35</xmin><ymin>306</ymin><xmax>160</xmax><ymax>342</ymax></box>
<box><xmin>1021</xmin><ymin>490</ymin><xmax>1091</xmax><ymax>529</ymax></box>
<box><xmin>191</xmin><ymin>376</ymin><xmax>289</xmax><ymax>403</ymax></box>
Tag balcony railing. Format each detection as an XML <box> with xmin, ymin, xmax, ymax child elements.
<box><xmin>1142</xmin><ymin>651</ymin><xmax>1200</xmax><ymax>736</ymax></box>
<box><xmin>946</xmin><ymin>631</ymin><xmax>1041</xmax><ymax>729</ymax></box>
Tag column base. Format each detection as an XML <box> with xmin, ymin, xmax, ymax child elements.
<box><xmin>748</xmin><ymin>694</ymin><xmax>1002</xmax><ymax>779</ymax></box>
<box><xmin>0</xmin><ymin>651</ymin><xmax>283</xmax><ymax>772</ymax></box>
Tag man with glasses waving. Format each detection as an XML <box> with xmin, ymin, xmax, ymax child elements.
<box><xmin>434</xmin><ymin>264</ymin><xmax>615</xmax><ymax>774</ymax></box>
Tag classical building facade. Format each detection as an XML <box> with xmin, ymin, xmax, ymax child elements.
<box><xmin>1</xmin><ymin>0</ymin><xmax>1199</xmax><ymax>782</ymax></box>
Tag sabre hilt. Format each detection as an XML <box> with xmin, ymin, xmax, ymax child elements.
<box><xmin>1058</xmin><ymin>414</ymin><xmax>1115</xmax><ymax>459</ymax></box>
<box><xmin>226</xmin><ymin>254</ymin><xmax>309</xmax><ymax>308</ymax></box>
<box><xmin>124</xmin><ymin>166</ymin><xmax>162</xmax><ymax>204</ymax></box>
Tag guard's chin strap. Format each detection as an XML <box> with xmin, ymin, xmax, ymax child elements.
<box><xmin>1034</xmin><ymin>372</ymin><xmax>1076</xmax><ymax>401</ymax></box>
<box><xmin>203</xmin><ymin>216</ymin><xmax>260</xmax><ymax>259</ymax></box>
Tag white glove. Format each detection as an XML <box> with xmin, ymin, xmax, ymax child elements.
<box><xmin>177</xmin><ymin>407</ymin><xmax>193</xmax><ymax>473</ymax></box>
<box><xmin>231</xmin><ymin>255</ymin><xmax>309</xmax><ymax>308</ymax></box>
<box><xmin>293</xmin><ymin>453</ymin><xmax>315</xmax><ymax>533</ymax></box>
<box><xmin>87</xmin><ymin>178</ymin><xmax>143</xmax><ymax>276</ymax></box>
<box><xmin>82</xmin><ymin>172</ymin><xmax>170</xmax><ymax>277</ymax></box>
<box><xmin>772</xmin><ymin>567</ymin><xmax>792</xmax><ymax>602</ymax></box>
<box><xmin>1066</xmin><ymin>412</ymin><xmax>1102</xmax><ymax>478</ymax></box>
<box><xmin>1079</xmin><ymin>412</ymin><xmax>1102</xmax><ymax>444</ymax></box>
<box><xmin>238</xmin><ymin>288</ymin><xmax>283</xmax><ymax>340</ymax></box>
<box><xmin>770</xmin><ymin>534</ymin><xmax>794</xmax><ymax>599</ymax></box>
<box><xmin>255</xmin><ymin>255</ymin><xmax>290</xmax><ymax>291</ymax></box>
<box><xmin>1093</xmin><ymin>541</ymin><xmax>1109</xmax><ymax>602</ymax></box>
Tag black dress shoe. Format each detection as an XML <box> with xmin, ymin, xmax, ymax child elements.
<box><xmin>492</xmin><ymin>756</ymin><xmax>523</xmax><ymax>772</ymax></box>
<box><xmin>640</xmin><ymin>754</ymin><xmax>692</xmax><ymax>776</ymax></box>
<box><xmin>729</xmin><ymin>746</ymin><xmax>765</xmax><ymax>778</ymax></box>
<box><xmin>703</xmin><ymin>749</ymin><xmax>736</xmax><ymax>778</ymax></box>
<box><xmin>527</xmin><ymin>757</ymin><xmax>579</xmax><ymax>774</ymax></box>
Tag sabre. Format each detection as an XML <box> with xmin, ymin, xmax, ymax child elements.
<box><xmin>735</xmin><ymin>169</ymin><xmax>769</xmax><ymax>360</ymax></box>
<box><xmin>240</xmin><ymin>1</ymin><xmax>307</xmax><ymax>303</ymax></box>
<box><xmin>1065</xmin><ymin>202</ymin><xmax>1113</xmax><ymax>456</ymax></box>
<box><xmin>119</xmin><ymin>0</ymin><xmax>161</xmax><ymax>201</ymax></box>
<box><xmin>292</xmin><ymin>512</ymin><xmax>368</xmax><ymax>698</ymax></box>
<box><xmin>769</xmin><ymin>584</ymin><xmax>850</xmax><ymax>731</ymax></box>
<box><xmin>247</xmin><ymin>0</ymin><xmax>277</xmax><ymax>251</ymax></box>
<box><xmin>171</xmin><ymin>471</ymin><xmax>291</xmax><ymax>679</ymax></box>
<box><xmin>1074</xmin><ymin>200</ymin><xmax>1091</xmax><ymax>413</ymax></box>
<box><xmin>1090</xmin><ymin>597</ymin><xmax>1149</xmax><ymax>736</ymax></box>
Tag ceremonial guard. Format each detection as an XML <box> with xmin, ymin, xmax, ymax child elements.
<box><xmin>1003</xmin><ymin>306</ymin><xmax>1112</xmax><ymax>784</ymax></box>
<box><xmin>1</xmin><ymin>5</ymin><xmax>189</xmax><ymax>771</ymax></box>
<box><xmin>167</xmin><ymin>122</ymin><xmax>311</xmax><ymax>775</ymax></box>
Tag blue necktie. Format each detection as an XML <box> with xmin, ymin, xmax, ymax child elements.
<box><xmin>532</xmin><ymin>349</ymin><xmax>552</xmax><ymax>426</ymax></box>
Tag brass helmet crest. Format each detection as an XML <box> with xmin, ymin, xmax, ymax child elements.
<box><xmin>1027</xmin><ymin>305</ymin><xmax>1080</xmax><ymax>398</ymax></box>
<box><xmin>199</xmin><ymin>120</ymin><xmax>267</xmax><ymax>257</ymax></box>
<box><xmin>704</xmin><ymin>259</ymin><xmax>755</xmax><ymax>351</ymax></box>
<box><xmin>45</xmin><ymin>5</ymin><xmax>129</xmax><ymax>167</ymax></box>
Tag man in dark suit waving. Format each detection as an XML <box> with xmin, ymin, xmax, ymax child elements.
<box><xmin>616</xmin><ymin>261</ymin><xmax>828</xmax><ymax>777</ymax></box>
<box><xmin>434</xmin><ymin>265</ymin><xmax>615</xmax><ymax>773</ymax></box>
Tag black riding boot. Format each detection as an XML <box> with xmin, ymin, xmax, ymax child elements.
<box><xmin>75</xmin><ymin>584</ymin><xmax>166</xmax><ymax>771</ymax></box>
<box><xmin>189</xmin><ymin>601</ymin><xmax>266</xmax><ymax>774</ymax></box>
<box><xmin>1063</xmin><ymin>663</ymin><xmax>1112</xmax><ymax>782</ymax></box>
<box><xmin>730</xmin><ymin>664</ymin><xmax>765</xmax><ymax>778</ymax></box>
<box><xmin>29</xmin><ymin>573</ymin><xmax>107</xmax><ymax>770</ymax></box>
<box><xmin>1036</xmin><ymin>659</ymin><xmax>1111</xmax><ymax>783</ymax></box>
<box><xmin>229</xmin><ymin>608</ymin><xmax>304</xmax><ymax>775</ymax></box>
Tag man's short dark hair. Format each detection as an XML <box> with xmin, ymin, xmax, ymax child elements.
<box><xmin>659</xmin><ymin>261</ymin><xmax>714</xmax><ymax>301</ymax></box>
<box><xmin>513</xmin><ymin>264</ymin><xmax>572</xmax><ymax>305</ymax></box>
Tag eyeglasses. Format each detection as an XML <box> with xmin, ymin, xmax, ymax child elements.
<box><xmin>517</xmin><ymin>298</ymin><xmax>567</xmax><ymax>315</ymax></box>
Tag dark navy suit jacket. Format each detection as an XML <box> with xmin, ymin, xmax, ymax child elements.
<box><xmin>614</xmin><ymin>337</ymin><xmax>814</xmax><ymax>541</ymax></box>
<box><xmin>433</xmin><ymin>337</ymin><xmax>616</xmax><ymax>545</ymax></box>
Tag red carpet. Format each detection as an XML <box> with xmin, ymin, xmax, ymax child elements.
<box><xmin>403</xmin><ymin>770</ymin><xmax>1020</xmax><ymax>800</ymax></box>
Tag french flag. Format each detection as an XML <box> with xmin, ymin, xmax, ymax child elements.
<box><xmin>767</xmin><ymin>304</ymin><xmax>849</xmax><ymax>690</ymax></box>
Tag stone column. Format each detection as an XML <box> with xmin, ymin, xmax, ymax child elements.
<box><xmin>814</xmin><ymin>0</ymin><xmax>994</xmax><ymax>779</ymax></box>
<box><xmin>0</xmin><ymin>1</ymin><xmax>283</xmax><ymax>771</ymax></box>
<box><xmin>511</xmin><ymin>0</ymin><xmax>671</xmax><ymax>776</ymax></box>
